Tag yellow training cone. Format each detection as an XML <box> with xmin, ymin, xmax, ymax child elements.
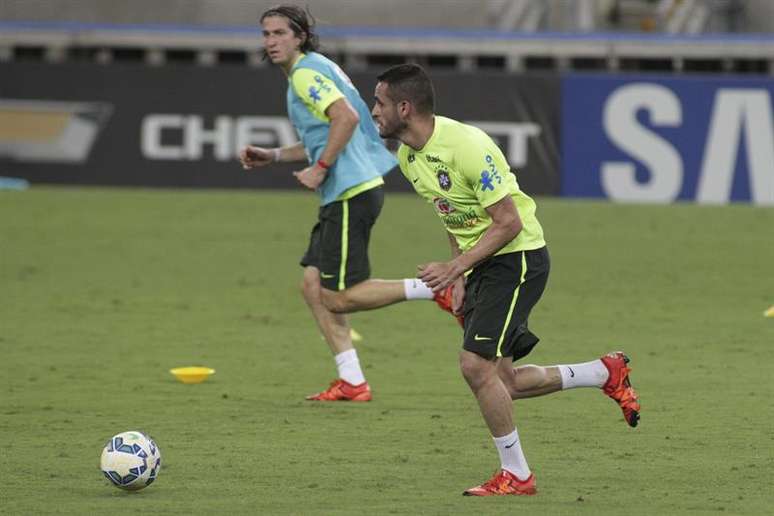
<box><xmin>170</xmin><ymin>367</ymin><xmax>215</xmax><ymax>384</ymax></box>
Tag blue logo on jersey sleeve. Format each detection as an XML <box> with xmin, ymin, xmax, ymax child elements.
<box><xmin>314</xmin><ymin>75</ymin><xmax>332</xmax><ymax>91</ymax></box>
<box><xmin>480</xmin><ymin>155</ymin><xmax>503</xmax><ymax>191</ymax></box>
<box><xmin>308</xmin><ymin>86</ymin><xmax>322</xmax><ymax>103</ymax></box>
<box><xmin>480</xmin><ymin>171</ymin><xmax>495</xmax><ymax>191</ymax></box>
<box><xmin>308</xmin><ymin>76</ymin><xmax>333</xmax><ymax>104</ymax></box>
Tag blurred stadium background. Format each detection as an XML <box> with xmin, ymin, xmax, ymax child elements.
<box><xmin>1</xmin><ymin>0</ymin><xmax>772</xmax><ymax>203</ymax></box>
<box><xmin>2</xmin><ymin>2</ymin><xmax>773</xmax><ymax>514</ymax></box>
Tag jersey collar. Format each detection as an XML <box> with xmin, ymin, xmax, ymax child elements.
<box><xmin>288</xmin><ymin>52</ymin><xmax>307</xmax><ymax>75</ymax></box>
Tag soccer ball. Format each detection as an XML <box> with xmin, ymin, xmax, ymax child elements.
<box><xmin>100</xmin><ymin>431</ymin><xmax>162</xmax><ymax>491</ymax></box>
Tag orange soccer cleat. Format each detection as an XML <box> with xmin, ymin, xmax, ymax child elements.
<box><xmin>463</xmin><ymin>469</ymin><xmax>537</xmax><ymax>497</ymax></box>
<box><xmin>601</xmin><ymin>352</ymin><xmax>640</xmax><ymax>427</ymax></box>
<box><xmin>433</xmin><ymin>285</ymin><xmax>465</xmax><ymax>328</ymax></box>
<box><xmin>305</xmin><ymin>379</ymin><xmax>372</xmax><ymax>402</ymax></box>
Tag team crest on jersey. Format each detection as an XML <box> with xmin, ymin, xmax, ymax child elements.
<box><xmin>408</xmin><ymin>154</ymin><xmax>415</xmax><ymax>163</ymax></box>
<box><xmin>437</xmin><ymin>169</ymin><xmax>452</xmax><ymax>191</ymax></box>
<box><xmin>433</xmin><ymin>197</ymin><xmax>456</xmax><ymax>215</ymax></box>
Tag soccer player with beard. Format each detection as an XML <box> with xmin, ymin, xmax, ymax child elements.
<box><xmin>371</xmin><ymin>63</ymin><xmax>641</xmax><ymax>496</ymax></box>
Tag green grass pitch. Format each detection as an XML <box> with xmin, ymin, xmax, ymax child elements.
<box><xmin>1</xmin><ymin>186</ymin><xmax>772</xmax><ymax>515</ymax></box>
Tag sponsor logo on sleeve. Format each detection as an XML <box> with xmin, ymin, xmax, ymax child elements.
<box><xmin>480</xmin><ymin>154</ymin><xmax>503</xmax><ymax>191</ymax></box>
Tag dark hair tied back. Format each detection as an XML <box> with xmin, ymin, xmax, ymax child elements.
<box><xmin>260</xmin><ymin>4</ymin><xmax>319</xmax><ymax>53</ymax></box>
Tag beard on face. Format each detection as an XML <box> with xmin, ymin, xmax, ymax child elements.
<box><xmin>378</xmin><ymin>118</ymin><xmax>408</xmax><ymax>140</ymax></box>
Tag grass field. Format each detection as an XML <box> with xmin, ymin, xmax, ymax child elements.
<box><xmin>1</xmin><ymin>186</ymin><xmax>772</xmax><ymax>515</ymax></box>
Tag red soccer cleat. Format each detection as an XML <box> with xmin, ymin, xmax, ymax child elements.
<box><xmin>601</xmin><ymin>352</ymin><xmax>640</xmax><ymax>427</ymax></box>
<box><xmin>433</xmin><ymin>285</ymin><xmax>464</xmax><ymax>328</ymax></box>
<box><xmin>305</xmin><ymin>379</ymin><xmax>372</xmax><ymax>402</ymax></box>
<box><xmin>463</xmin><ymin>469</ymin><xmax>537</xmax><ymax>497</ymax></box>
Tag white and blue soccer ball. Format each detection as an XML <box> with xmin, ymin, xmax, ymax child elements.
<box><xmin>100</xmin><ymin>431</ymin><xmax>161</xmax><ymax>491</ymax></box>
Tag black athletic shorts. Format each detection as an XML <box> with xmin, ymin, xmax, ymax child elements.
<box><xmin>300</xmin><ymin>186</ymin><xmax>384</xmax><ymax>291</ymax></box>
<box><xmin>461</xmin><ymin>247</ymin><xmax>550</xmax><ymax>361</ymax></box>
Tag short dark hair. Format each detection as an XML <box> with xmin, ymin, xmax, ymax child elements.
<box><xmin>260</xmin><ymin>4</ymin><xmax>319</xmax><ymax>53</ymax></box>
<box><xmin>376</xmin><ymin>64</ymin><xmax>435</xmax><ymax>115</ymax></box>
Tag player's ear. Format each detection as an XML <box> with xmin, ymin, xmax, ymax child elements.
<box><xmin>398</xmin><ymin>100</ymin><xmax>411</xmax><ymax>118</ymax></box>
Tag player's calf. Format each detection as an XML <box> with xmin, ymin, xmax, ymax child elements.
<box><xmin>320</xmin><ymin>289</ymin><xmax>354</xmax><ymax>313</ymax></box>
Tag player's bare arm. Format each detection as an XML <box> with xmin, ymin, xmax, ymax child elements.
<box><xmin>418</xmin><ymin>196</ymin><xmax>522</xmax><ymax>291</ymax></box>
<box><xmin>293</xmin><ymin>97</ymin><xmax>360</xmax><ymax>189</ymax></box>
<box><xmin>239</xmin><ymin>142</ymin><xmax>306</xmax><ymax>169</ymax></box>
<box><xmin>446</xmin><ymin>231</ymin><xmax>466</xmax><ymax>314</ymax></box>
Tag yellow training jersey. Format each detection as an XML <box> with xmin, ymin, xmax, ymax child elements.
<box><xmin>397</xmin><ymin>116</ymin><xmax>545</xmax><ymax>255</ymax></box>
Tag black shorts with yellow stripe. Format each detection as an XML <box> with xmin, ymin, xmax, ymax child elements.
<box><xmin>300</xmin><ymin>186</ymin><xmax>384</xmax><ymax>291</ymax></box>
<box><xmin>461</xmin><ymin>247</ymin><xmax>550</xmax><ymax>361</ymax></box>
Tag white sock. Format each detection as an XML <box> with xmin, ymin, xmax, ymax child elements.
<box><xmin>335</xmin><ymin>349</ymin><xmax>366</xmax><ymax>386</ymax></box>
<box><xmin>557</xmin><ymin>359</ymin><xmax>609</xmax><ymax>389</ymax></box>
<box><xmin>493</xmin><ymin>429</ymin><xmax>531</xmax><ymax>479</ymax></box>
<box><xmin>403</xmin><ymin>278</ymin><xmax>434</xmax><ymax>300</ymax></box>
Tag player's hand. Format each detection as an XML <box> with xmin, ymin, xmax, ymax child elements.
<box><xmin>293</xmin><ymin>164</ymin><xmax>327</xmax><ymax>190</ymax></box>
<box><xmin>450</xmin><ymin>276</ymin><xmax>465</xmax><ymax>315</ymax></box>
<box><xmin>417</xmin><ymin>260</ymin><xmax>464</xmax><ymax>292</ymax></box>
<box><xmin>239</xmin><ymin>146</ymin><xmax>275</xmax><ymax>169</ymax></box>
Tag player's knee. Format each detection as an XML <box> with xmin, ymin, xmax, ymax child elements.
<box><xmin>301</xmin><ymin>269</ymin><xmax>320</xmax><ymax>300</ymax></box>
<box><xmin>459</xmin><ymin>351</ymin><xmax>492</xmax><ymax>391</ymax></box>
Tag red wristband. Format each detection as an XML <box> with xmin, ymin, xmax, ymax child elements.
<box><xmin>316</xmin><ymin>159</ymin><xmax>331</xmax><ymax>170</ymax></box>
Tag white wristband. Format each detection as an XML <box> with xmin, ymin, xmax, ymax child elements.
<box><xmin>272</xmin><ymin>148</ymin><xmax>281</xmax><ymax>163</ymax></box>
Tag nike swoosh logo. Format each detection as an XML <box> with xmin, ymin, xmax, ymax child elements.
<box><xmin>474</xmin><ymin>334</ymin><xmax>492</xmax><ymax>341</ymax></box>
<box><xmin>412</xmin><ymin>178</ymin><xmax>419</xmax><ymax>183</ymax></box>
<box><xmin>505</xmin><ymin>439</ymin><xmax>519</xmax><ymax>449</ymax></box>
<box><xmin>568</xmin><ymin>366</ymin><xmax>575</xmax><ymax>378</ymax></box>
<box><xmin>320</xmin><ymin>273</ymin><xmax>335</xmax><ymax>279</ymax></box>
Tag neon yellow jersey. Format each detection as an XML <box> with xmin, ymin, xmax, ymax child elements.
<box><xmin>289</xmin><ymin>67</ymin><xmax>344</xmax><ymax>123</ymax></box>
<box><xmin>397</xmin><ymin>116</ymin><xmax>545</xmax><ymax>255</ymax></box>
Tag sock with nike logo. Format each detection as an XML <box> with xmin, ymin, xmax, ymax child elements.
<box><xmin>558</xmin><ymin>360</ymin><xmax>608</xmax><ymax>389</ymax></box>
<box><xmin>493</xmin><ymin>428</ymin><xmax>531</xmax><ymax>479</ymax></box>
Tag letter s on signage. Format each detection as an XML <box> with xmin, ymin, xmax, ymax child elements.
<box><xmin>601</xmin><ymin>84</ymin><xmax>683</xmax><ymax>202</ymax></box>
